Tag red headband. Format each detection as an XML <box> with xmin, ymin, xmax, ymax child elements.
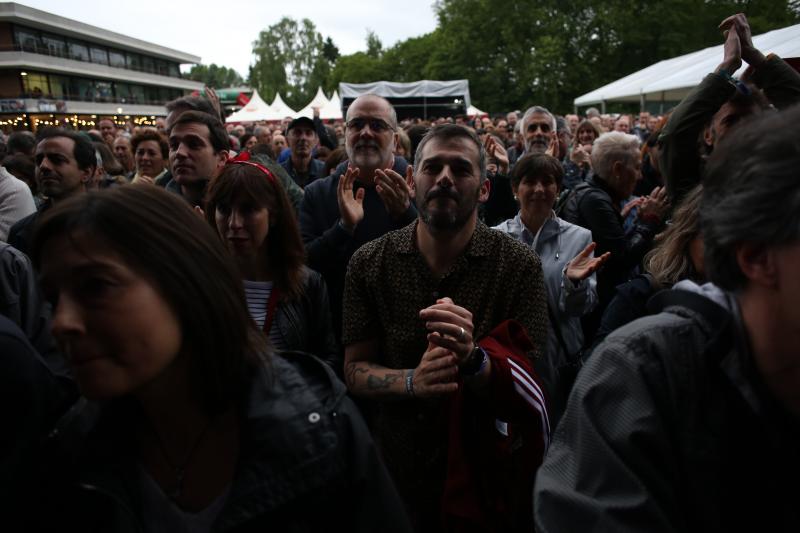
<box><xmin>225</xmin><ymin>151</ymin><xmax>276</xmax><ymax>184</ymax></box>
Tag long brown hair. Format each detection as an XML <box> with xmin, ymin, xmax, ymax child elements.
<box><xmin>645</xmin><ymin>185</ymin><xmax>703</xmax><ymax>287</ymax></box>
<box><xmin>204</xmin><ymin>162</ymin><xmax>306</xmax><ymax>300</ymax></box>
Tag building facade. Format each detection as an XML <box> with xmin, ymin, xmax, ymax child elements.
<box><xmin>0</xmin><ymin>2</ymin><xmax>203</xmax><ymax>131</ymax></box>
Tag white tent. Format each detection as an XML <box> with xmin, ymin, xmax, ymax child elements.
<box><xmin>467</xmin><ymin>105</ymin><xmax>486</xmax><ymax>116</ymax></box>
<box><xmin>574</xmin><ymin>23</ymin><xmax>800</xmax><ymax>108</ymax></box>
<box><xmin>270</xmin><ymin>92</ymin><xmax>297</xmax><ymax>119</ymax></box>
<box><xmin>318</xmin><ymin>90</ymin><xmax>343</xmax><ymax>120</ymax></box>
<box><xmin>295</xmin><ymin>87</ymin><xmax>330</xmax><ymax>118</ymax></box>
<box><xmin>339</xmin><ymin>79</ymin><xmax>470</xmax><ymax>118</ymax></box>
<box><xmin>224</xmin><ymin>90</ymin><xmax>273</xmax><ymax>123</ymax></box>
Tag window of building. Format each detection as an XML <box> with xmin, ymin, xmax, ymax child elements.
<box><xmin>109</xmin><ymin>49</ymin><xmax>126</xmax><ymax>69</ymax></box>
<box><xmin>41</xmin><ymin>34</ymin><xmax>66</xmax><ymax>57</ymax></box>
<box><xmin>68</xmin><ymin>41</ymin><xmax>90</xmax><ymax>62</ymax></box>
<box><xmin>144</xmin><ymin>85</ymin><xmax>160</xmax><ymax>103</ymax></box>
<box><xmin>156</xmin><ymin>59</ymin><xmax>170</xmax><ymax>76</ymax></box>
<box><xmin>168</xmin><ymin>63</ymin><xmax>180</xmax><ymax>78</ymax></box>
<box><xmin>127</xmin><ymin>52</ymin><xmax>142</xmax><ymax>71</ymax></box>
<box><xmin>14</xmin><ymin>27</ymin><xmax>41</xmax><ymax>53</ymax></box>
<box><xmin>49</xmin><ymin>75</ymin><xmax>69</xmax><ymax>98</ymax></box>
<box><xmin>22</xmin><ymin>72</ymin><xmax>49</xmax><ymax>97</ymax></box>
<box><xmin>129</xmin><ymin>84</ymin><xmax>145</xmax><ymax>104</ymax></box>
<box><xmin>69</xmin><ymin>78</ymin><xmax>94</xmax><ymax>101</ymax></box>
<box><xmin>90</xmin><ymin>47</ymin><xmax>109</xmax><ymax>65</ymax></box>
<box><xmin>142</xmin><ymin>56</ymin><xmax>156</xmax><ymax>74</ymax></box>
<box><xmin>95</xmin><ymin>81</ymin><xmax>113</xmax><ymax>102</ymax></box>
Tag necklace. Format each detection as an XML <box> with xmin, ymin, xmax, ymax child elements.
<box><xmin>149</xmin><ymin>419</ymin><xmax>212</xmax><ymax>501</ymax></box>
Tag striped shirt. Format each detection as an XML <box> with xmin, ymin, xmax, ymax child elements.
<box><xmin>243</xmin><ymin>280</ymin><xmax>286</xmax><ymax>350</ymax></box>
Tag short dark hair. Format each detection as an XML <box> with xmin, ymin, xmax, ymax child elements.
<box><xmin>165</xmin><ymin>94</ymin><xmax>218</xmax><ymax>118</ymax></box>
<box><xmin>414</xmin><ymin>124</ymin><xmax>487</xmax><ymax>182</ymax></box>
<box><xmin>510</xmin><ymin>153</ymin><xmax>564</xmax><ymax>190</ymax></box>
<box><xmin>701</xmin><ymin>104</ymin><xmax>799</xmax><ymax>291</ymax></box>
<box><xmin>131</xmin><ymin>129</ymin><xmax>169</xmax><ymax>159</ymax></box>
<box><xmin>168</xmin><ymin>111</ymin><xmax>230</xmax><ymax>153</ymax></box>
<box><xmin>2</xmin><ymin>153</ymin><xmax>36</xmax><ymax>194</ymax></box>
<box><xmin>7</xmin><ymin>131</ymin><xmax>36</xmax><ymax>156</ymax></box>
<box><xmin>204</xmin><ymin>163</ymin><xmax>306</xmax><ymax>300</ymax></box>
<box><xmin>31</xmin><ymin>185</ymin><xmax>266</xmax><ymax>415</ymax></box>
<box><xmin>36</xmin><ymin>128</ymin><xmax>97</xmax><ymax>171</ymax></box>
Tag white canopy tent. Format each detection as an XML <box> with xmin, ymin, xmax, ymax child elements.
<box><xmin>224</xmin><ymin>90</ymin><xmax>273</xmax><ymax>123</ymax></box>
<box><xmin>574</xmin><ymin>23</ymin><xmax>800</xmax><ymax>110</ymax></box>
<box><xmin>295</xmin><ymin>87</ymin><xmax>330</xmax><ymax>118</ymax></box>
<box><xmin>467</xmin><ymin>105</ymin><xmax>486</xmax><ymax>116</ymax></box>
<box><xmin>269</xmin><ymin>93</ymin><xmax>296</xmax><ymax>119</ymax></box>
<box><xmin>318</xmin><ymin>90</ymin><xmax>343</xmax><ymax>120</ymax></box>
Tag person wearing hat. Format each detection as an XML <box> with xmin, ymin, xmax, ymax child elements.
<box><xmin>281</xmin><ymin>116</ymin><xmax>325</xmax><ymax>188</ymax></box>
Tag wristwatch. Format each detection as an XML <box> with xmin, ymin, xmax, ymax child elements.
<box><xmin>459</xmin><ymin>345</ymin><xmax>487</xmax><ymax>376</ymax></box>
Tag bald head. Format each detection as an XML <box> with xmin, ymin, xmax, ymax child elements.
<box><xmin>346</xmin><ymin>94</ymin><xmax>398</xmax><ymax>129</ymax></box>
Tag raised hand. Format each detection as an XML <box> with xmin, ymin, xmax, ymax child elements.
<box><xmin>484</xmin><ymin>135</ymin><xmax>509</xmax><ymax>174</ymax></box>
<box><xmin>566</xmin><ymin>242</ymin><xmax>611</xmax><ymax>282</ymax></box>
<box><xmin>717</xmin><ymin>16</ymin><xmax>742</xmax><ymax>74</ymax></box>
<box><xmin>337</xmin><ymin>166</ymin><xmax>365</xmax><ymax>231</ymax></box>
<box><xmin>719</xmin><ymin>13</ymin><xmax>766</xmax><ymax>68</ymax></box>
<box><xmin>638</xmin><ymin>186</ymin><xmax>670</xmax><ymax>222</ymax></box>
<box><xmin>375</xmin><ymin>166</ymin><xmax>412</xmax><ymax>218</ymax></box>
<box><xmin>570</xmin><ymin>144</ymin><xmax>590</xmax><ymax>168</ymax></box>
<box><xmin>545</xmin><ymin>135</ymin><xmax>559</xmax><ymax>158</ymax></box>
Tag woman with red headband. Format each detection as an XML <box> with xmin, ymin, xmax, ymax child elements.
<box><xmin>204</xmin><ymin>154</ymin><xmax>339</xmax><ymax>373</ymax></box>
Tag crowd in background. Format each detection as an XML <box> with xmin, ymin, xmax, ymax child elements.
<box><xmin>1</xmin><ymin>12</ymin><xmax>800</xmax><ymax>533</ymax></box>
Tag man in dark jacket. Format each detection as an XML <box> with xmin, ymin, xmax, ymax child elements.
<box><xmin>280</xmin><ymin>116</ymin><xmax>325</xmax><ymax>188</ymax></box>
<box><xmin>535</xmin><ymin>98</ymin><xmax>800</xmax><ymax>532</ymax></box>
<box><xmin>300</xmin><ymin>94</ymin><xmax>417</xmax><ymax>339</ymax></box>
<box><xmin>659</xmin><ymin>13</ymin><xmax>800</xmax><ymax>206</ymax></box>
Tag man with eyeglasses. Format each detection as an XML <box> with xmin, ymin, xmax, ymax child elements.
<box><xmin>300</xmin><ymin>94</ymin><xmax>417</xmax><ymax>342</ymax></box>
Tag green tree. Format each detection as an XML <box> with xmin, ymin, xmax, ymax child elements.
<box><xmin>249</xmin><ymin>17</ymin><xmax>336</xmax><ymax>109</ymax></box>
<box><xmin>186</xmin><ymin>63</ymin><xmax>244</xmax><ymax>88</ymax></box>
<box><xmin>366</xmin><ymin>30</ymin><xmax>383</xmax><ymax>58</ymax></box>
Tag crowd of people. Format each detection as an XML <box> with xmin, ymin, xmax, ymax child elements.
<box><xmin>1</xmin><ymin>12</ymin><xmax>799</xmax><ymax>532</ymax></box>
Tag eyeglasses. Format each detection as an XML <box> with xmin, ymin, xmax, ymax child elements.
<box><xmin>346</xmin><ymin>117</ymin><xmax>394</xmax><ymax>133</ymax></box>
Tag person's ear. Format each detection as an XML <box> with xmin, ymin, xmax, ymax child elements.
<box><xmin>736</xmin><ymin>242</ymin><xmax>778</xmax><ymax>289</ymax></box>
<box><xmin>703</xmin><ymin>125</ymin><xmax>715</xmax><ymax>148</ymax></box>
<box><xmin>611</xmin><ymin>160</ymin><xmax>623</xmax><ymax>179</ymax></box>
<box><xmin>479</xmin><ymin>176</ymin><xmax>491</xmax><ymax>203</ymax></box>
<box><xmin>81</xmin><ymin>165</ymin><xmax>96</xmax><ymax>185</ymax></box>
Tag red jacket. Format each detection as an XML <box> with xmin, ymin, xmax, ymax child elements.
<box><xmin>442</xmin><ymin>320</ymin><xmax>550</xmax><ymax>533</ymax></box>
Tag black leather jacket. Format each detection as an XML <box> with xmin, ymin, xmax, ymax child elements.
<box><xmin>26</xmin><ymin>353</ymin><xmax>412</xmax><ymax>532</ymax></box>
<box><xmin>274</xmin><ymin>267</ymin><xmax>340</xmax><ymax>375</ymax></box>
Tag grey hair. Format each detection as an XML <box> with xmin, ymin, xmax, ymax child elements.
<box><xmin>413</xmin><ymin>124</ymin><xmax>487</xmax><ymax>183</ymax></box>
<box><xmin>701</xmin><ymin>105</ymin><xmax>799</xmax><ymax>291</ymax></box>
<box><xmin>345</xmin><ymin>93</ymin><xmax>398</xmax><ymax>130</ymax></box>
<box><xmin>520</xmin><ymin>106</ymin><xmax>556</xmax><ymax>133</ymax></box>
<box><xmin>253</xmin><ymin>126</ymin><xmax>267</xmax><ymax>135</ymax></box>
<box><xmin>590</xmin><ymin>131</ymin><xmax>641</xmax><ymax>181</ymax></box>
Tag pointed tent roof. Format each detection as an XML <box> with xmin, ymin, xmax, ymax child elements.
<box><xmin>295</xmin><ymin>87</ymin><xmax>331</xmax><ymax>118</ymax></box>
<box><xmin>318</xmin><ymin>90</ymin><xmax>343</xmax><ymax>120</ymax></box>
<box><xmin>269</xmin><ymin>92</ymin><xmax>297</xmax><ymax>119</ymax></box>
<box><xmin>467</xmin><ymin>105</ymin><xmax>486</xmax><ymax>117</ymax></box>
<box><xmin>224</xmin><ymin>89</ymin><xmax>274</xmax><ymax>123</ymax></box>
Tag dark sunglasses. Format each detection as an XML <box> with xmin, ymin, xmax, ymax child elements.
<box><xmin>346</xmin><ymin>117</ymin><xmax>394</xmax><ymax>133</ymax></box>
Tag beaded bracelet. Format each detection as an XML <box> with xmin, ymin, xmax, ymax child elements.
<box><xmin>405</xmin><ymin>369</ymin><xmax>415</xmax><ymax>396</ymax></box>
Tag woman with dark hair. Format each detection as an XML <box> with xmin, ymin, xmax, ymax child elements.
<box><xmin>91</xmin><ymin>141</ymin><xmax>128</xmax><ymax>188</ymax></box>
<box><xmin>239</xmin><ymin>133</ymin><xmax>257</xmax><ymax>153</ymax></box>
<box><xmin>27</xmin><ymin>185</ymin><xmax>410</xmax><ymax>532</ymax></box>
<box><xmin>131</xmin><ymin>129</ymin><xmax>169</xmax><ymax>185</ymax></box>
<box><xmin>494</xmin><ymin>153</ymin><xmax>608</xmax><ymax>423</ymax></box>
<box><xmin>204</xmin><ymin>156</ymin><xmax>339</xmax><ymax>372</ymax></box>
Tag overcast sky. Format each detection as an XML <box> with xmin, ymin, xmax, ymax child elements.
<box><xmin>19</xmin><ymin>0</ymin><xmax>440</xmax><ymax>77</ymax></box>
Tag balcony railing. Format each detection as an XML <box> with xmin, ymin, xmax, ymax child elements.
<box><xmin>0</xmin><ymin>43</ymin><xmax>183</xmax><ymax>79</ymax></box>
<box><xmin>19</xmin><ymin>90</ymin><xmax>172</xmax><ymax>107</ymax></box>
